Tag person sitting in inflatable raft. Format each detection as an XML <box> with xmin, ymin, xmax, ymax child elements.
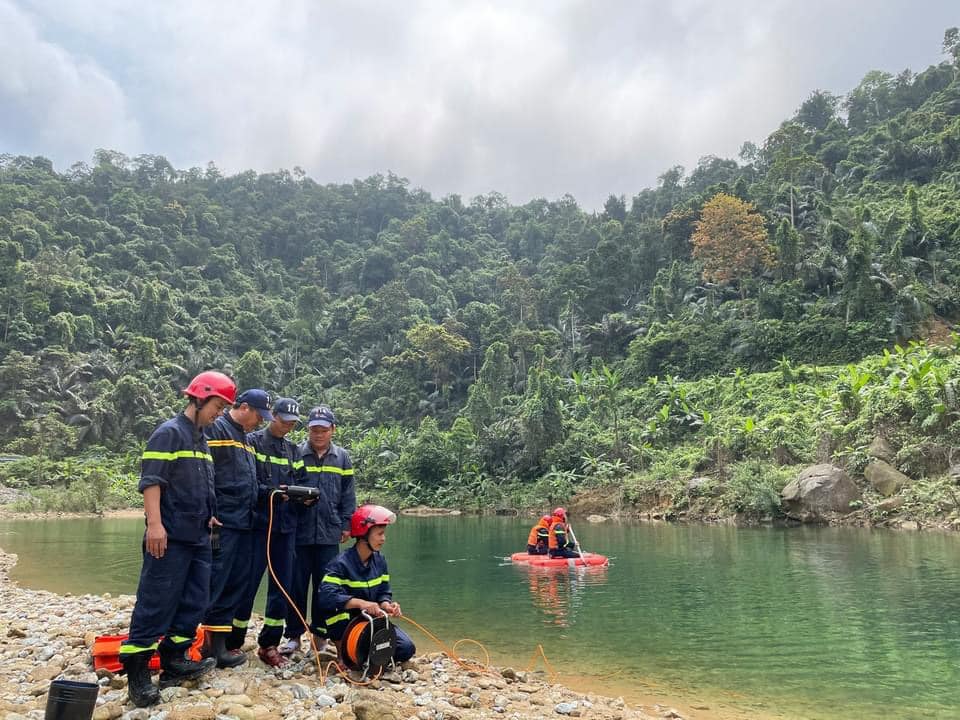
<box><xmin>316</xmin><ymin>504</ymin><xmax>416</xmax><ymax>669</ymax></box>
<box><xmin>548</xmin><ymin>507</ymin><xmax>581</xmax><ymax>559</ymax></box>
<box><xmin>526</xmin><ymin>514</ymin><xmax>552</xmax><ymax>555</ymax></box>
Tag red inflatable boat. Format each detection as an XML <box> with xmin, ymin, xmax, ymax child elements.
<box><xmin>510</xmin><ymin>551</ymin><xmax>609</xmax><ymax>567</ymax></box>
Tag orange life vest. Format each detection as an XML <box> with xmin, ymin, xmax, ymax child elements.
<box><xmin>548</xmin><ymin>520</ymin><xmax>569</xmax><ymax>550</ymax></box>
<box><xmin>527</xmin><ymin>518</ymin><xmax>551</xmax><ymax>546</ymax></box>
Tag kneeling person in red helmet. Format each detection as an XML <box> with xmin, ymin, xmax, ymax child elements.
<box><xmin>316</xmin><ymin>504</ymin><xmax>416</xmax><ymax>666</ymax></box>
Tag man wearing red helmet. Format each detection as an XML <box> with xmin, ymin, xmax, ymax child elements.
<box><xmin>548</xmin><ymin>507</ymin><xmax>580</xmax><ymax>559</ymax></box>
<box><xmin>118</xmin><ymin>371</ymin><xmax>235</xmax><ymax>707</ymax></box>
<box><xmin>315</xmin><ymin>504</ymin><xmax>416</xmax><ymax>667</ymax></box>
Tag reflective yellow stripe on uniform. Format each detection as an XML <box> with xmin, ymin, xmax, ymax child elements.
<box><xmin>303</xmin><ymin>465</ymin><xmax>354</xmax><ymax>476</ymax></box>
<box><xmin>321</xmin><ymin>574</ymin><xmax>389</xmax><ymax>588</ymax></box>
<box><xmin>262</xmin><ymin>617</ymin><xmax>284</xmax><ymax>627</ymax></box>
<box><xmin>119</xmin><ymin>642</ymin><xmax>158</xmax><ymax>654</ymax></box>
<box><xmin>325</xmin><ymin>612</ymin><xmax>350</xmax><ymax>626</ymax></box>
<box><xmin>254</xmin><ymin>452</ymin><xmax>293</xmax><ymax>467</ymax></box>
<box><xmin>292</xmin><ymin>460</ymin><xmax>304</xmax><ymax>470</ymax></box>
<box><xmin>142</xmin><ymin>450</ymin><xmax>213</xmax><ymax>462</ymax></box>
<box><xmin>207</xmin><ymin>439</ymin><xmax>256</xmax><ymax>454</ymax></box>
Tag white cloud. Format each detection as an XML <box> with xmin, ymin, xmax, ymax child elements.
<box><xmin>3</xmin><ymin>0</ymin><xmax>957</xmax><ymax>207</ymax></box>
<box><xmin>0</xmin><ymin>0</ymin><xmax>141</xmax><ymax>164</ymax></box>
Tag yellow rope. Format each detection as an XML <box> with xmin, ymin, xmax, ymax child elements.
<box><xmin>452</xmin><ymin>637</ymin><xmax>491</xmax><ymax>668</ymax></box>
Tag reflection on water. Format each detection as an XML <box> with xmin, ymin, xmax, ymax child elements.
<box><xmin>521</xmin><ymin>565</ymin><xmax>608</xmax><ymax>628</ymax></box>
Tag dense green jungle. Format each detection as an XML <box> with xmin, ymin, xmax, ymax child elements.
<box><xmin>3</xmin><ymin>32</ymin><xmax>960</xmax><ymax>527</ymax></box>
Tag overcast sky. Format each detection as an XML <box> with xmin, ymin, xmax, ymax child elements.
<box><xmin>1</xmin><ymin>1</ymin><xmax>957</xmax><ymax>208</ymax></box>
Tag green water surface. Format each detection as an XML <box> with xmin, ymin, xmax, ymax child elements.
<box><xmin>1</xmin><ymin>516</ymin><xmax>958</xmax><ymax>718</ymax></box>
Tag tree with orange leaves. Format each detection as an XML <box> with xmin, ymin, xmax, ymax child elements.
<box><xmin>691</xmin><ymin>193</ymin><xmax>773</xmax><ymax>298</ymax></box>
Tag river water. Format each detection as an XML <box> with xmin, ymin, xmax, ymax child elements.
<box><xmin>1</xmin><ymin>515</ymin><xmax>958</xmax><ymax>718</ymax></box>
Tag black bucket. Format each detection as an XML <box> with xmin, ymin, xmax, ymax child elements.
<box><xmin>44</xmin><ymin>679</ymin><xmax>99</xmax><ymax>720</ymax></box>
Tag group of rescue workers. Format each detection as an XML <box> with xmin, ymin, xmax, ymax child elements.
<box><xmin>118</xmin><ymin>371</ymin><xmax>415</xmax><ymax>708</ymax></box>
<box><xmin>526</xmin><ymin>507</ymin><xmax>581</xmax><ymax>558</ymax></box>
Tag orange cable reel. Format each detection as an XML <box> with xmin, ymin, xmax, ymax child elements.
<box><xmin>340</xmin><ymin>610</ymin><xmax>397</xmax><ymax>678</ymax></box>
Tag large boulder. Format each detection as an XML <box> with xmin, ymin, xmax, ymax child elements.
<box><xmin>863</xmin><ymin>460</ymin><xmax>911</xmax><ymax>497</ymax></box>
<box><xmin>781</xmin><ymin>464</ymin><xmax>862</xmax><ymax>522</ymax></box>
<box><xmin>866</xmin><ymin>437</ymin><xmax>896</xmax><ymax>464</ymax></box>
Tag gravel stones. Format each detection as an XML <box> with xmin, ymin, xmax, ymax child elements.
<box><xmin>0</xmin><ymin>549</ymin><xmax>664</xmax><ymax>720</ymax></box>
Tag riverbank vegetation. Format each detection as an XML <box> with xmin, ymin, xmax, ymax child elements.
<box><xmin>3</xmin><ymin>32</ymin><xmax>960</xmax><ymax>524</ymax></box>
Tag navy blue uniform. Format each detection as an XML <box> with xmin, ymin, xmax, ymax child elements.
<box><xmin>202</xmin><ymin>412</ymin><xmax>259</xmax><ymax>631</ymax></box>
<box><xmin>284</xmin><ymin>441</ymin><xmax>355</xmax><ymax>640</ymax></box>
<box><xmin>232</xmin><ymin>427</ymin><xmax>302</xmax><ymax>648</ymax></box>
<box><xmin>120</xmin><ymin>413</ymin><xmax>216</xmax><ymax>659</ymax></box>
<box><xmin>316</xmin><ymin>545</ymin><xmax>415</xmax><ymax>663</ymax></box>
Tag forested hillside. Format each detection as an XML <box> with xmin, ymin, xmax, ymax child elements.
<box><xmin>3</xmin><ymin>32</ymin><xmax>960</xmax><ymax>518</ymax></box>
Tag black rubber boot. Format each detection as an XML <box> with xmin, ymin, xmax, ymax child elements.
<box><xmin>225</xmin><ymin>624</ymin><xmax>247</xmax><ymax>652</ymax></box>
<box><xmin>158</xmin><ymin>644</ymin><xmax>217</xmax><ymax>688</ymax></box>
<box><xmin>202</xmin><ymin>630</ymin><xmax>247</xmax><ymax>669</ymax></box>
<box><xmin>120</xmin><ymin>652</ymin><xmax>160</xmax><ymax>707</ymax></box>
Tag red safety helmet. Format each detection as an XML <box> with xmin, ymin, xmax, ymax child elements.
<box><xmin>541</xmin><ymin>515</ymin><xmax>553</xmax><ymax>524</ymax></box>
<box><xmin>350</xmin><ymin>504</ymin><xmax>397</xmax><ymax>538</ymax></box>
<box><xmin>183</xmin><ymin>371</ymin><xmax>237</xmax><ymax>404</ymax></box>
<box><xmin>552</xmin><ymin>507</ymin><xmax>567</xmax><ymax>521</ymax></box>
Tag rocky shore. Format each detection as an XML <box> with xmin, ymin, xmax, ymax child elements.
<box><xmin>0</xmin><ymin>550</ymin><xmax>677</xmax><ymax>720</ymax></box>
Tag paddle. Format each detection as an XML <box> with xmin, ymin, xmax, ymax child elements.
<box><xmin>567</xmin><ymin>522</ymin><xmax>585</xmax><ymax>558</ymax></box>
